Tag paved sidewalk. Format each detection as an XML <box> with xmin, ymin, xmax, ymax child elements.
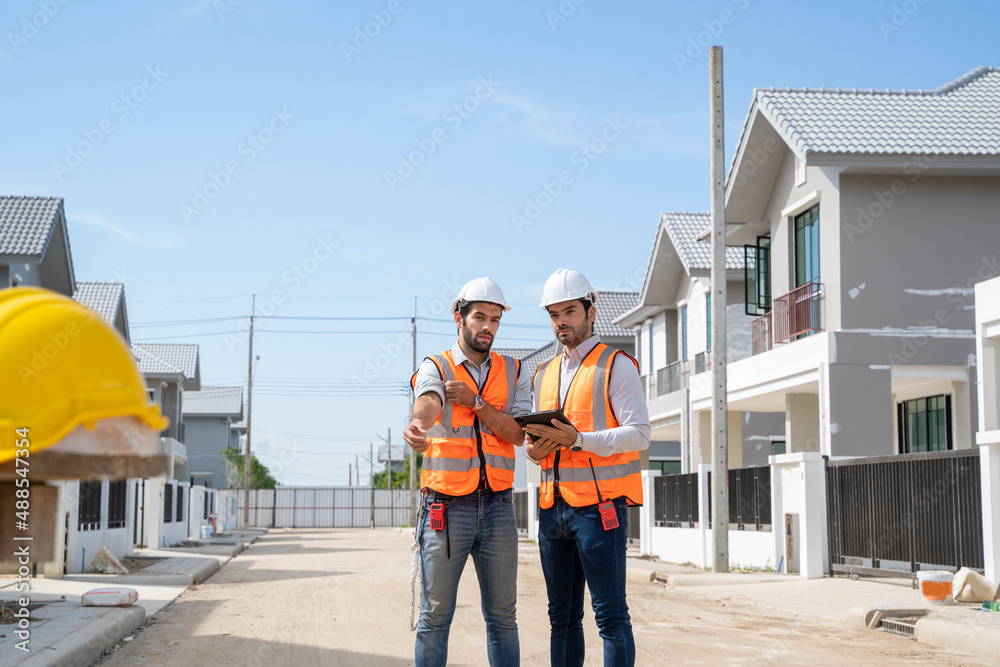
<box><xmin>0</xmin><ymin>530</ymin><xmax>261</xmax><ymax>667</ymax></box>
<box><xmin>641</xmin><ymin>564</ymin><xmax>1000</xmax><ymax>660</ymax></box>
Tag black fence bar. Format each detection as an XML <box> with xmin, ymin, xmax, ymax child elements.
<box><xmin>654</xmin><ymin>472</ymin><xmax>699</xmax><ymax>527</ymax></box>
<box><xmin>827</xmin><ymin>449</ymin><xmax>983</xmax><ymax>576</ymax></box>
<box><xmin>626</xmin><ymin>505</ymin><xmax>641</xmax><ymax>542</ymax></box>
<box><xmin>514</xmin><ymin>489</ymin><xmax>528</xmax><ymax>532</ymax></box>
<box><xmin>706</xmin><ymin>467</ymin><xmax>772</xmax><ymax>531</ymax></box>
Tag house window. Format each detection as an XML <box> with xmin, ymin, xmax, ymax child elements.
<box><xmin>794</xmin><ymin>205</ymin><xmax>820</xmax><ymax>287</ymax></box>
<box><xmin>898</xmin><ymin>394</ymin><xmax>952</xmax><ymax>454</ymax></box>
<box><xmin>705</xmin><ymin>294</ymin><xmax>712</xmax><ymax>352</ymax></box>
<box><xmin>78</xmin><ymin>482</ymin><xmax>102</xmax><ymax>531</ymax></box>
<box><xmin>681</xmin><ymin>306</ymin><xmax>688</xmax><ymax>361</ymax></box>
<box><xmin>771</xmin><ymin>440</ymin><xmax>786</xmax><ymax>456</ymax></box>
<box><xmin>176</xmin><ymin>485</ymin><xmax>184</xmax><ymax>524</ymax></box>
<box><xmin>744</xmin><ymin>236</ymin><xmax>771</xmax><ymax>315</ymax></box>
<box><xmin>108</xmin><ymin>481</ymin><xmax>127</xmax><ymax>529</ymax></box>
<box><xmin>648</xmin><ymin>460</ymin><xmax>682</xmax><ymax>475</ymax></box>
<box><xmin>164</xmin><ymin>483</ymin><xmax>174</xmax><ymax>523</ymax></box>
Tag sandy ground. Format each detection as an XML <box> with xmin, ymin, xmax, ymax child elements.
<box><xmin>94</xmin><ymin>528</ymin><xmax>991</xmax><ymax>666</ymax></box>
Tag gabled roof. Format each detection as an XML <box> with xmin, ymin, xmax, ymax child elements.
<box><xmin>73</xmin><ymin>282</ymin><xmax>129</xmax><ymax>343</ymax></box>
<box><xmin>0</xmin><ymin>196</ymin><xmax>64</xmax><ymax>258</ymax></box>
<box><xmin>132</xmin><ymin>343</ymin><xmax>201</xmax><ymax>391</ymax></box>
<box><xmin>736</xmin><ymin>66</ymin><xmax>1000</xmax><ymax>164</ymax></box>
<box><xmin>182</xmin><ymin>386</ymin><xmax>244</xmax><ymax>419</ymax></box>
<box><xmin>662</xmin><ymin>213</ymin><xmax>744</xmax><ymax>274</ymax></box>
<box><xmin>593</xmin><ymin>292</ymin><xmax>639</xmax><ymax>338</ymax></box>
<box><xmin>519</xmin><ymin>341</ymin><xmax>558</xmax><ymax>381</ymax></box>
<box><xmin>231</xmin><ymin>411</ymin><xmax>247</xmax><ymax>433</ymax></box>
<box><xmin>493</xmin><ymin>348</ymin><xmax>536</xmax><ymax>361</ymax></box>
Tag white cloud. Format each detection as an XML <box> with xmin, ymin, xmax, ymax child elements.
<box><xmin>72</xmin><ymin>212</ymin><xmax>190</xmax><ymax>248</ymax></box>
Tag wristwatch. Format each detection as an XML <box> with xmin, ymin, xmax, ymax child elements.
<box><xmin>570</xmin><ymin>432</ymin><xmax>583</xmax><ymax>452</ymax></box>
<box><xmin>473</xmin><ymin>395</ymin><xmax>486</xmax><ymax>412</ymax></box>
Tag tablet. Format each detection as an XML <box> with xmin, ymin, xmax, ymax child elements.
<box><xmin>514</xmin><ymin>409</ymin><xmax>573</xmax><ymax>441</ymax></box>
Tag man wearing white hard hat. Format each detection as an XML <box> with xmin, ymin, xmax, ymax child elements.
<box><xmin>404</xmin><ymin>277</ymin><xmax>530</xmax><ymax>667</ymax></box>
<box><xmin>523</xmin><ymin>268</ymin><xmax>650</xmax><ymax>667</ymax></box>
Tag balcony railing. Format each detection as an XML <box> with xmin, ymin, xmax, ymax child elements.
<box><xmin>694</xmin><ymin>350</ymin><xmax>711</xmax><ymax>375</ymax></box>
<box><xmin>642</xmin><ymin>360</ymin><xmax>688</xmax><ymax>399</ymax></box>
<box><xmin>751</xmin><ymin>311</ymin><xmax>772</xmax><ymax>355</ymax></box>
<box><xmin>751</xmin><ymin>282</ymin><xmax>824</xmax><ymax>355</ymax></box>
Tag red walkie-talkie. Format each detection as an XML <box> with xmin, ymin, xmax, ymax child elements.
<box><xmin>588</xmin><ymin>460</ymin><xmax>619</xmax><ymax>531</ymax></box>
<box><xmin>428</xmin><ymin>503</ymin><xmax>445</xmax><ymax>530</ymax></box>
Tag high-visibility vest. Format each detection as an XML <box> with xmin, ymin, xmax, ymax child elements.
<box><xmin>534</xmin><ymin>342</ymin><xmax>642</xmax><ymax>509</ymax></box>
<box><xmin>411</xmin><ymin>350</ymin><xmax>520</xmax><ymax>495</ymax></box>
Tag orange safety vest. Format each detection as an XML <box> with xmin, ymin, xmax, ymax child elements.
<box><xmin>411</xmin><ymin>350</ymin><xmax>520</xmax><ymax>495</ymax></box>
<box><xmin>534</xmin><ymin>342</ymin><xmax>642</xmax><ymax>509</ymax></box>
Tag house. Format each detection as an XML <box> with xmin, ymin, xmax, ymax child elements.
<box><xmin>182</xmin><ymin>386</ymin><xmax>244</xmax><ymax>488</ymax></box>
<box><xmin>0</xmin><ymin>196</ymin><xmax>75</xmax><ymax>294</ymax></box>
<box><xmin>708</xmin><ymin>65</ymin><xmax>1000</xmax><ymax>465</ymax></box>
<box><xmin>615</xmin><ymin>213</ymin><xmax>786</xmax><ymax>473</ymax></box>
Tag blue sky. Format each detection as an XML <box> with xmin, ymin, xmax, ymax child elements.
<box><xmin>1</xmin><ymin>0</ymin><xmax>996</xmax><ymax>485</ymax></box>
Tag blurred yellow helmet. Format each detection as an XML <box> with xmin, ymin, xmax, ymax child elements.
<box><xmin>0</xmin><ymin>287</ymin><xmax>168</xmax><ymax>464</ymax></box>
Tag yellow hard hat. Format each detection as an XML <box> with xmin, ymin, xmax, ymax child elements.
<box><xmin>0</xmin><ymin>287</ymin><xmax>168</xmax><ymax>464</ymax></box>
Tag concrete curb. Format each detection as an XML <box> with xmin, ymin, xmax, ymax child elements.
<box><xmin>662</xmin><ymin>573</ymin><xmax>795</xmax><ymax>588</ymax></box>
<box><xmin>915</xmin><ymin>616</ymin><xmax>1000</xmax><ymax>660</ymax></box>
<box><xmin>67</xmin><ymin>556</ymin><xmax>220</xmax><ymax>587</ymax></box>
<box><xmin>18</xmin><ymin>605</ymin><xmax>145</xmax><ymax>667</ymax></box>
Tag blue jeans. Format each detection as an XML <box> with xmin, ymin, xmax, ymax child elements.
<box><xmin>416</xmin><ymin>488</ymin><xmax>519</xmax><ymax>667</ymax></box>
<box><xmin>538</xmin><ymin>496</ymin><xmax>634</xmax><ymax>667</ymax></box>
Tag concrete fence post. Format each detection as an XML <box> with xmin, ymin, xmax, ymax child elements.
<box><xmin>770</xmin><ymin>452</ymin><xmax>827</xmax><ymax>579</ymax></box>
<box><xmin>527</xmin><ymin>483</ymin><xmax>538</xmax><ymax>542</ymax></box>
<box><xmin>639</xmin><ymin>469</ymin><xmax>661</xmax><ymax>556</ymax></box>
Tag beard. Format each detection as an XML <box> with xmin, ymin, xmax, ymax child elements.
<box><xmin>462</xmin><ymin>323</ymin><xmax>494</xmax><ymax>353</ymax></box>
<box><xmin>556</xmin><ymin>320</ymin><xmax>590</xmax><ymax>348</ymax></box>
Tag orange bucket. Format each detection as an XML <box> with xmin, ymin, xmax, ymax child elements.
<box><xmin>916</xmin><ymin>570</ymin><xmax>953</xmax><ymax>605</ymax></box>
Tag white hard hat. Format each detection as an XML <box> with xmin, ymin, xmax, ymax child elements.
<box><xmin>539</xmin><ymin>268</ymin><xmax>599</xmax><ymax>308</ymax></box>
<box><xmin>451</xmin><ymin>277</ymin><xmax>511</xmax><ymax>313</ymax></box>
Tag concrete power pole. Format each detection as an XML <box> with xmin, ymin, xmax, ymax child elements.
<box><xmin>709</xmin><ymin>46</ymin><xmax>730</xmax><ymax>574</ymax></box>
<box><xmin>243</xmin><ymin>295</ymin><xmax>255</xmax><ymax>529</ymax></box>
<box><xmin>410</xmin><ymin>297</ymin><xmax>418</xmax><ymax>526</ymax></box>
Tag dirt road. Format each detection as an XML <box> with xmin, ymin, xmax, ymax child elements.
<box><xmin>95</xmin><ymin>528</ymin><xmax>989</xmax><ymax>666</ymax></box>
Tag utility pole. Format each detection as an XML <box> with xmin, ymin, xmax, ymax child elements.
<box><xmin>356</xmin><ymin>454</ymin><xmax>360</xmax><ymax>486</ymax></box>
<box><xmin>387</xmin><ymin>429</ymin><xmax>393</xmax><ymax>524</ymax></box>
<box><xmin>370</xmin><ymin>443</ymin><xmax>375</xmax><ymax>528</ymax></box>
<box><xmin>410</xmin><ymin>296</ymin><xmax>418</xmax><ymax>526</ymax></box>
<box><xmin>709</xmin><ymin>46</ymin><xmax>729</xmax><ymax>574</ymax></box>
<box><xmin>243</xmin><ymin>295</ymin><xmax>255</xmax><ymax>529</ymax></box>
<box><xmin>348</xmin><ymin>463</ymin><xmax>352</xmax><ymax>487</ymax></box>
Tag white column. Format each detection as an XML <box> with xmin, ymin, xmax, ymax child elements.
<box><xmin>697</xmin><ymin>464</ymin><xmax>711</xmax><ymax>569</ymax></box>
<box><xmin>526</xmin><ymin>483</ymin><xmax>538</xmax><ymax>542</ymax></box>
<box><xmin>769</xmin><ymin>452</ymin><xmax>826</xmax><ymax>579</ymax></box>
<box><xmin>639</xmin><ymin>470</ymin><xmax>661</xmax><ymax>556</ymax></box>
<box><xmin>977</xmin><ymin>434</ymin><xmax>1000</xmax><ymax>584</ymax></box>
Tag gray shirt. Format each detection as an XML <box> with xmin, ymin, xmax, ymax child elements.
<box><xmin>533</xmin><ymin>334</ymin><xmax>651</xmax><ymax>459</ymax></box>
<box><xmin>412</xmin><ymin>341</ymin><xmax>532</xmax><ymax>417</ymax></box>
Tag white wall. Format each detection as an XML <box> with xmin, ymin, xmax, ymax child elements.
<box><xmin>64</xmin><ymin>480</ymin><xmax>135</xmax><ymax>574</ymax></box>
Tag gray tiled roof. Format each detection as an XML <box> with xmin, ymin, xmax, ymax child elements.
<box><xmin>231</xmin><ymin>412</ymin><xmax>247</xmax><ymax>431</ymax></box>
<box><xmin>73</xmin><ymin>282</ymin><xmax>124</xmax><ymax>327</ymax></box>
<box><xmin>182</xmin><ymin>386</ymin><xmax>244</xmax><ymax>418</ymax></box>
<box><xmin>132</xmin><ymin>343</ymin><xmax>200</xmax><ymax>379</ymax></box>
<box><xmin>493</xmin><ymin>348</ymin><xmax>537</xmax><ymax>361</ymax></box>
<box><xmin>519</xmin><ymin>341</ymin><xmax>558</xmax><ymax>381</ymax></box>
<box><xmin>748</xmin><ymin>66</ymin><xmax>1000</xmax><ymax>158</ymax></box>
<box><xmin>593</xmin><ymin>292</ymin><xmax>638</xmax><ymax>338</ymax></box>
<box><xmin>0</xmin><ymin>196</ymin><xmax>64</xmax><ymax>257</ymax></box>
<box><xmin>661</xmin><ymin>212</ymin><xmax>744</xmax><ymax>273</ymax></box>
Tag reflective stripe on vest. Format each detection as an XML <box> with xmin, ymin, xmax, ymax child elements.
<box><xmin>535</xmin><ymin>342</ymin><xmax>643</xmax><ymax>509</ymax></box>
<box><xmin>411</xmin><ymin>350</ymin><xmax>519</xmax><ymax>495</ymax></box>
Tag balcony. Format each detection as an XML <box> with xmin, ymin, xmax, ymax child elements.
<box><xmin>694</xmin><ymin>351</ymin><xmax>711</xmax><ymax>375</ymax></box>
<box><xmin>643</xmin><ymin>360</ymin><xmax>688</xmax><ymax>399</ymax></box>
<box><xmin>751</xmin><ymin>282</ymin><xmax>824</xmax><ymax>355</ymax></box>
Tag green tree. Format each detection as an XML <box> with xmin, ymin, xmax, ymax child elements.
<box><xmin>372</xmin><ymin>454</ymin><xmax>422</xmax><ymax>489</ymax></box>
<box><xmin>222</xmin><ymin>449</ymin><xmax>277</xmax><ymax>489</ymax></box>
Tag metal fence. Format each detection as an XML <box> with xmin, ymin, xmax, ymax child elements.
<box><xmin>654</xmin><ymin>472</ymin><xmax>700</xmax><ymax>527</ymax></box>
<box><xmin>827</xmin><ymin>449</ymin><xmax>983</xmax><ymax>577</ymax></box>
<box><xmin>232</xmin><ymin>487</ymin><xmax>414</xmax><ymax>528</ymax></box>
<box><xmin>514</xmin><ymin>489</ymin><xmax>530</xmax><ymax>532</ymax></box>
<box><xmin>708</xmin><ymin>466</ymin><xmax>772</xmax><ymax>531</ymax></box>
